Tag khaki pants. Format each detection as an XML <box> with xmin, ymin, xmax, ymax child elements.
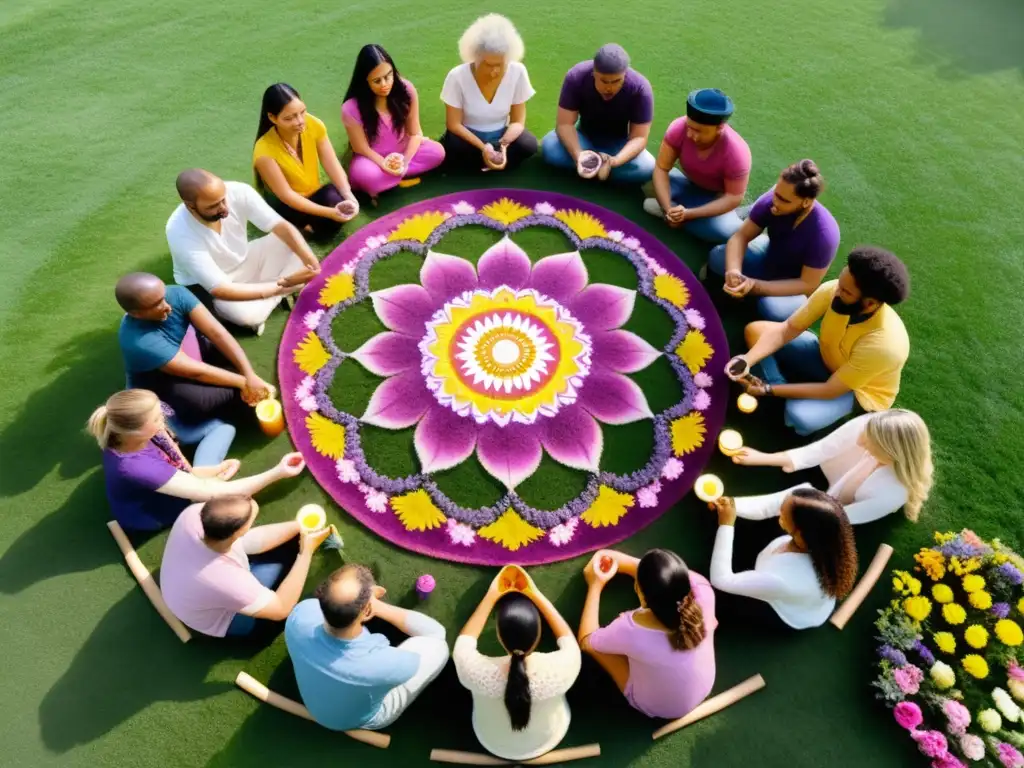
<box><xmin>213</xmin><ymin>235</ymin><xmax>304</xmax><ymax>329</ymax></box>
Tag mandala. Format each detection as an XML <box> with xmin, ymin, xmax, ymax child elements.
<box><xmin>280</xmin><ymin>190</ymin><xmax>729</xmax><ymax>565</ymax></box>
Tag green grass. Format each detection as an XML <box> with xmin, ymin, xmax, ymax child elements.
<box><xmin>1</xmin><ymin>0</ymin><xmax>1023</xmax><ymax>766</ymax></box>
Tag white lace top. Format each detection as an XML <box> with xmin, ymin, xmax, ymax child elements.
<box><xmin>454</xmin><ymin>634</ymin><xmax>581</xmax><ymax>761</ymax></box>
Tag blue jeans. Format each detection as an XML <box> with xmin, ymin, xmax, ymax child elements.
<box><xmin>169</xmin><ymin>417</ymin><xmax>236</xmax><ymax>467</ymax></box>
<box><xmin>707</xmin><ymin>241</ymin><xmax>808</xmax><ymax>322</ymax></box>
<box><xmin>755</xmin><ymin>332</ymin><xmax>856</xmax><ymax>436</ymax></box>
<box><xmin>668</xmin><ymin>170</ymin><xmax>744</xmax><ymax>244</ymax></box>
<box><xmin>541</xmin><ymin>129</ymin><xmax>656</xmax><ymax>184</ymax></box>
<box><xmin>225</xmin><ymin>546</ymin><xmax>295</xmax><ymax>637</ymax></box>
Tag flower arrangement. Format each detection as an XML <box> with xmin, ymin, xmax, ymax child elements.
<box><xmin>874</xmin><ymin>530</ymin><xmax>1024</xmax><ymax>766</ymax></box>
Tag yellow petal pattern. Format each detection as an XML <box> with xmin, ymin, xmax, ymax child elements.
<box><xmin>319</xmin><ymin>273</ymin><xmax>355</xmax><ymax>307</ymax></box>
<box><xmin>675</xmin><ymin>329</ymin><xmax>713</xmax><ymax>375</ymax></box>
<box><xmin>554</xmin><ymin>209</ymin><xmax>607</xmax><ymax>240</ymax></box>
<box><xmin>654</xmin><ymin>273</ymin><xmax>690</xmax><ymax>309</ymax></box>
<box><xmin>671</xmin><ymin>412</ymin><xmax>707</xmax><ymax>456</ymax></box>
<box><xmin>306</xmin><ymin>413</ymin><xmax>346</xmax><ymax>459</ymax></box>
<box><xmin>294</xmin><ymin>331</ymin><xmax>330</xmax><ymax>375</ymax></box>
<box><xmin>388</xmin><ymin>211</ymin><xmax>451</xmax><ymax>243</ymax></box>
<box><xmin>478</xmin><ymin>509</ymin><xmax>544</xmax><ymax>551</ymax></box>
<box><xmin>479</xmin><ymin>197</ymin><xmax>533</xmax><ymax>226</ymax></box>
<box><xmin>391</xmin><ymin>489</ymin><xmax>447</xmax><ymax>532</ymax></box>
<box><xmin>581</xmin><ymin>486</ymin><xmax>635</xmax><ymax>528</ymax></box>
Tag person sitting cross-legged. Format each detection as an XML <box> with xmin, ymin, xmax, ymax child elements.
<box><xmin>541</xmin><ymin>43</ymin><xmax>655</xmax><ymax>184</ymax></box>
<box><xmin>167</xmin><ymin>168</ymin><xmax>321</xmax><ymax>334</ymax></box>
<box><xmin>161</xmin><ymin>494</ymin><xmax>328</xmax><ymax>638</ymax></box>
<box><xmin>577</xmin><ymin>549</ymin><xmax>717</xmax><ymax>721</ymax></box>
<box><xmin>726</xmin><ymin>246</ymin><xmax>911</xmax><ymax>436</ymax></box>
<box><xmin>707</xmin><ymin>159</ymin><xmax>840</xmax><ymax>321</ymax></box>
<box><xmin>285</xmin><ymin>565</ymin><xmax>450</xmax><ymax>732</ymax></box>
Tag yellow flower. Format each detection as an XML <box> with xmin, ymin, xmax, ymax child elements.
<box><xmin>478</xmin><ymin>509</ymin><xmax>543</xmax><ymax>551</ymax></box>
<box><xmin>391</xmin><ymin>489</ymin><xmax>446</xmax><ymax>532</ymax></box>
<box><xmin>388</xmin><ymin>211</ymin><xmax>451</xmax><ymax>242</ymax></box>
<box><xmin>294</xmin><ymin>331</ymin><xmax>330</xmax><ymax>375</ymax></box>
<box><xmin>969</xmin><ymin>591</ymin><xmax>993</xmax><ymax>610</ymax></box>
<box><xmin>318</xmin><ymin>273</ymin><xmax>355</xmax><ymax>307</ymax></box>
<box><xmin>653</xmin><ymin>273</ymin><xmax>690</xmax><ymax>309</ymax></box>
<box><xmin>581</xmin><ymin>486</ymin><xmax>635</xmax><ymax>528</ymax></box>
<box><xmin>903</xmin><ymin>596</ymin><xmax>932</xmax><ymax>623</ymax></box>
<box><xmin>915</xmin><ymin>549</ymin><xmax>946</xmax><ymax>581</ymax></box>
<box><xmin>934</xmin><ymin>531</ymin><xmax>955</xmax><ymax>544</ymax></box>
<box><xmin>932</xmin><ymin>584</ymin><xmax>954</xmax><ymax>603</ymax></box>
<box><xmin>1018</xmin><ymin>598</ymin><xmax>1024</xmax><ymax>615</ymax></box>
<box><xmin>964</xmin><ymin>624</ymin><xmax>989</xmax><ymax>649</ymax></box>
<box><xmin>996</xmin><ymin>619</ymin><xmax>1024</xmax><ymax>647</ymax></box>
<box><xmin>479</xmin><ymin>198</ymin><xmax>532</xmax><ymax>226</ymax></box>
<box><xmin>962</xmin><ymin>654</ymin><xmax>989</xmax><ymax>679</ymax></box>
<box><xmin>670</xmin><ymin>413</ymin><xmax>706</xmax><ymax>456</ymax></box>
<box><xmin>943</xmin><ymin>603</ymin><xmax>967</xmax><ymax>625</ymax></box>
<box><xmin>675</xmin><ymin>330</ymin><xmax>713</xmax><ymax>375</ymax></box>
<box><xmin>306</xmin><ymin>413</ymin><xmax>346</xmax><ymax>459</ymax></box>
<box><xmin>554</xmin><ymin>209</ymin><xmax>607</xmax><ymax>239</ymax></box>
<box><xmin>962</xmin><ymin>574</ymin><xmax>986</xmax><ymax>593</ymax></box>
<box><xmin>907</xmin><ymin>576</ymin><xmax>921</xmax><ymax>596</ymax></box>
<box><xmin>934</xmin><ymin>632</ymin><xmax>957</xmax><ymax>654</ymax></box>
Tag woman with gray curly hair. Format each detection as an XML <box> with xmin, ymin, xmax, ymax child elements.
<box><xmin>440</xmin><ymin>14</ymin><xmax>537</xmax><ymax>172</ymax></box>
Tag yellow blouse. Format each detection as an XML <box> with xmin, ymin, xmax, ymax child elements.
<box><xmin>253</xmin><ymin>114</ymin><xmax>328</xmax><ymax>198</ymax></box>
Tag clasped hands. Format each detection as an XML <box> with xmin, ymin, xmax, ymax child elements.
<box><xmin>482</xmin><ymin>142</ymin><xmax>507</xmax><ymax>171</ymax></box>
<box><xmin>723</xmin><ymin>269</ymin><xmax>757</xmax><ymax>298</ymax></box>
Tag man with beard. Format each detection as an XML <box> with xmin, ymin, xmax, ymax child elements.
<box><xmin>166</xmin><ymin>169</ymin><xmax>321</xmax><ymax>335</ymax></box>
<box><xmin>643</xmin><ymin>88</ymin><xmax>751</xmax><ymax>243</ymax></box>
<box><xmin>540</xmin><ymin>43</ymin><xmax>655</xmax><ymax>184</ymax></box>
<box><xmin>725</xmin><ymin>247</ymin><xmax>910</xmax><ymax>436</ymax></box>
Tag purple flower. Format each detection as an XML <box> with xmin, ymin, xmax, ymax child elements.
<box><xmin>912</xmin><ymin>639</ymin><xmax>935</xmax><ymax>666</ymax></box>
<box><xmin>999</xmin><ymin>563</ymin><xmax>1024</xmax><ymax>585</ymax></box>
<box><xmin>993</xmin><ymin>602</ymin><xmax>1012</xmax><ymax>619</ymax></box>
<box><xmin>880</xmin><ymin>644</ymin><xmax>909</xmax><ymax>667</ymax></box>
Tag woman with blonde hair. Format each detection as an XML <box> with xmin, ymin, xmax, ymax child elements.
<box><xmin>440</xmin><ymin>14</ymin><xmax>537</xmax><ymax>172</ymax></box>
<box><xmin>89</xmin><ymin>389</ymin><xmax>306</xmax><ymax>531</ymax></box>
<box><xmin>731</xmin><ymin>409</ymin><xmax>933</xmax><ymax>524</ymax></box>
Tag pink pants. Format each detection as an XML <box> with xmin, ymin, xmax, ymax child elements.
<box><xmin>348</xmin><ymin>138</ymin><xmax>446</xmax><ymax>197</ymax></box>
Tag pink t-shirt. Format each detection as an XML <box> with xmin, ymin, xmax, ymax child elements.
<box><xmin>588</xmin><ymin>572</ymin><xmax>718</xmax><ymax>719</ymax></box>
<box><xmin>341</xmin><ymin>80</ymin><xmax>417</xmax><ymax>154</ymax></box>
<box><xmin>160</xmin><ymin>503</ymin><xmax>273</xmax><ymax>637</ymax></box>
<box><xmin>663</xmin><ymin>117</ymin><xmax>751</xmax><ymax>195</ymax></box>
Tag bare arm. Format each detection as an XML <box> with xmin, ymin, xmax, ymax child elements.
<box><xmin>251</xmin><ymin>551</ymin><xmax>314</xmax><ymax>620</ymax></box>
<box><xmin>160</xmin><ymin>349</ymin><xmax>247</xmax><ymax>389</ymax></box>
<box><xmin>210</xmin><ymin>280</ymin><xmax>290</xmax><ymax>302</ymax></box>
<box><xmin>684</xmin><ymin>191</ymin><xmax>745</xmax><ymax>221</ymax></box>
<box><xmin>371</xmin><ymin>600</ymin><xmax>427</xmax><ymax>636</ymax></box>
<box><xmin>766</xmin><ymin>374</ymin><xmax>851</xmax><ymax>401</ymax></box>
<box><xmin>343</xmin><ymin>114</ymin><xmax>387</xmax><ymax>166</ymax></box>
<box><xmin>744</xmin><ymin>319</ymin><xmax>806</xmax><ymax>365</ymax></box>
<box><xmin>751</xmin><ymin>265</ymin><xmax>829</xmax><ymax>298</ymax></box>
<box><xmin>610</xmin><ymin>122</ymin><xmax>651</xmax><ymax>167</ymax></box>
<box><xmin>459</xmin><ymin>588</ymin><xmax>499</xmax><ymax>639</ymax></box>
<box><xmin>241</xmin><ymin>520</ymin><xmax>300</xmax><ymax>554</ymax></box>
<box><xmin>652</xmin><ymin>140</ymin><xmax>680</xmax><ymax>212</ymax></box>
<box><xmin>270</xmin><ymin>220</ymin><xmax>320</xmax><ymax>271</ymax></box>
<box><xmin>402</xmin><ymin>89</ymin><xmax>425</xmax><ymax>165</ymax></box>
<box><xmin>316</xmin><ymin>135</ymin><xmax>354</xmax><ymax>198</ymax></box>
<box><xmin>154</xmin><ymin>465</ymin><xmax>287</xmax><ymax>501</ymax></box>
<box><xmin>187</xmin><ymin>303</ymin><xmax>256</xmax><ymax>378</ymax></box>
<box><xmin>255</xmin><ymin>156</ymin><xmax>340</xmax><ymax>220</ymax></box>
<box><xmin>555</xmin><ymin>107</ymin><xmax>582</xmax><ymax>162</ymax></box>
<box><xmin>527</xmin><ymin>587</ymin><xmax>573</xmax><ymax>639</ymax></box>
<box><xmin>578</xmin><ymin>581</ymin><xmax>604</xmax><ymax>647</ymax></box>
<box><xmin>445</xmin><ymin>105</ymin><xmax>487</xmax><ymax>151</ymax></box>
<box><xmin>724</xmin><ymin>219</ymin><xmax>763</xmax><ymax>275</ymax></box>
<box><xmin>500</xmin><ymin>103</ymin><xmax>527</xmax><ymax>145</ymax></box>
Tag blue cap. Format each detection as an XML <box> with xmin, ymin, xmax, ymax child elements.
<box><xmin>686</xmin><ymin>88</ymin><xmax>734</xmax><ymax>125</ymax></box>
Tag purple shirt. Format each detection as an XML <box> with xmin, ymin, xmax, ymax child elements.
<box><xmin>102</xmin><ymin>437</ymin><xmax>188</xmax><ymax>531</ymax></box>
<box><xmin>558</xmin><ymin>62</ymin><xmax>654</xmax><ymax>143</ymax></box>
<box><xmin>749</xmin><ymin>189</ymin><xmax>840</xmax><ymax>279</ymax></box>
<box><xmin>588</xmin><ymin>572</ymin><xmax>717</xmax><ymax>719</ymax></box>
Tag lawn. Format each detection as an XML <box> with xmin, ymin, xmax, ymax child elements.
<box><xmin>1</xmin><ymin>0</ymin><xmax>1023</xmax><ymax>766</ymax></box>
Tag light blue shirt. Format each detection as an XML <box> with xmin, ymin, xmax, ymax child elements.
<box><xmin>285</xmin><ymin>600</ymin><xmax>419</xmax><ymax>730</ymax></box>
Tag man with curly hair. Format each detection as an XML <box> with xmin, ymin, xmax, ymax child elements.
<box><xmin>725</xmin><ymin>246</ymin><xmax>910</xmax><ymax>435</ymax></box>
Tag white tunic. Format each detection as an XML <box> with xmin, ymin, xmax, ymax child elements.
<box><xmin>441</xmin><ymin>62</ymin><xmax>536</xmax><ymax>133</ymax></box>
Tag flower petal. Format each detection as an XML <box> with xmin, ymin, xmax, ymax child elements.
<box><xmin>579</xmin><ymin>371</ymin><xmax>654</xmax><ymax>425</ymax></box>
<box><xmin>540</xmin><ymin>405</ymin><xmax>603</xmax><ymax>472</ymax></box>
<box><xmin>370</xmin><ymin>284</ymin><xmax>436</xmax><ymax>336</ymax></box>
<box><xmin>414</xmin><ymin>406</ymin><xmax>478</xmax><ymax>473</ymax></box>
<box><xmin>361</xmin><ymin>371</ymin><xmax>432</xmax><ymax>429</ymax></box>
<box><xmin>568</xmin><ymin>284</ymin><xmax>636</xmax><ymax>331</ymax></box>
<box><xmin>528</xmin><ymin>251</ymin><xmax>589</xmax><ymax>304</ymax></box>
<box><xmin>351</xmin><ymin>332</ymin><xmax>420</xmax><ymax>376</ymax></box>
<box><xmin>421</xmin><ymin>251</ymin><xmax>478</xmax><ymax>303</ymax></box>
<box><xmin>475</xmin><ymin>423</ymin><xmax>543</xmax><ymax>489</ymax></box>
<box><xmin>477</xmin><ymin>237</ymin><xmax>532</xmax><ymax>290</ymax></box>
<box><xmin>590</xmin><ymin>330</ymin><xmax>661</xmax><ymax>374</ymax></box>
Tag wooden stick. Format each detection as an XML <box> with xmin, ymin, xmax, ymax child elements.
<box><xmin>234</xmin><ymin>672</ymin><xmax>390</xmax><ymax>749</ymax></box>
<box><xmin>429</xmin><ymin>744</ymin><xmax>601</xmax><ymax>765</ymax></box>
<box><xmin>652</xmin><ymin>674</ymin><xmax>766</xmax><ymax>740</ymax></box>
<box><xmin>830</xmin><ymin>543</ymin><xmax>894</xmax><ymax>630</ymax></box>
<box><xmin>106</xmin><ymin>520</ymin><xmax>192</xmax><ymax>644</ymax></box>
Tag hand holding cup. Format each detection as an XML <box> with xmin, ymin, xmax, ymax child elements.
<box><xmin>577</xmin><ymin>150</ymin><xmax>602</xmax><ymax>179</ymax></box>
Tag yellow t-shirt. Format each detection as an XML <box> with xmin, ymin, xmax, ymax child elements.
<box><xmin>789</xmin><ymin>280</ymin><xmax>909</xmax><ymax>411</ymax></box>
<box><xmin>252</xmin><ymin>114</ymin><xmax>328</xmax><ymax>198</ymax></box>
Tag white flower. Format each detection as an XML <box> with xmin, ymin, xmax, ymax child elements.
<box><xmin>364</xmin><ymin>489</ymin><xmax>389</xmax><ymax>513</ymax></box>
<box><xmin>303</xmin><ymin>310</ymin><xmax>325</xmax><ymax>331</ymax></box>
<box><xmin>299</xmin><ymin>395</ymin><xmax>318</xmax><ymax>412</ymax></box>
<box><xmin>447</xmin><ymin>519</ymin><xmax>476</xmax><ymax>546</ymax></box>
<box><xmin>684</xmin><ymin>308</ymin><xmax>706</xmax><ymax>330</ymax></box>
<box><xmin>606</xmin><ymin>230</ymin><xmax>624</xmax><ymax>242</ymax></box>
<box><xmin>978</xmin><ymin>708</ymin><xmax>1002</xmax><ymax>732</ymax></box>
<box><xmin>994</xmin><ymin>687</ymin><xmax>1021</xmax><ymax>722</ymax></box>
<box><xmin>533</xmin><ymin>202</ymin><xmax>556</xmax><ymax>216</ymax></box>
<box><xmin>959</xmin><ymin>733</ymin><xmax>985</xmax><ymax>761</ymax></box>
<box><xmin>548</xmin><ymin>517</ymin><xmax>579</xmax><ymax>546</ymax></box>
<box><xmin>1009</xmin><ymin>678</ymin><xmax>1024</xmax><ymax>703</ymax></box>
<box><xmin>693</xmin><ymin>389</ymin><xmax>711</xmax><ymax>411</ymax></box>
<box><xmin>452</xmin><ymin>201</ymin><xmax>476</xmax><ymax>215</ymax></box>
<box><xmin>661</xmin><ymin>457</ymin><xmax>684</xmax><ymax>480</ymax></box>
<box><xmin>335</xmin><ymin>459</ymin><xmax>360</xmax><ymax>483</ymax></box>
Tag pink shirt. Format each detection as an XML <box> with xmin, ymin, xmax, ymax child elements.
<box><xmin>160</xmin><ymin>503</ymin><xmax>273</xmax><ymax>637</ymax></box>
<box><xmin>588</xmin><ymin>572</ymin><xmax>718</xmax><ymax>719</ymax></box>
<box><xmin>663</xmin><ymin>117</ymin><xmax>751</xmax><ymax>195</ymax></box>
<box><xmin>341</xmin><ymin>80</ymin><xmax>417</xmax><ymax>154</ymax></box>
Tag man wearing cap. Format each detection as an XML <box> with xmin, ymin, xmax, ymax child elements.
<box><xmin>644</xmin><ymin>88</ymin><xmax>751</xmax><ymax>243</ymax></box>
<box><xmin>541</xmin><ymin>44</ymin><xmax>655</xmax><ymax>184</ymax></box>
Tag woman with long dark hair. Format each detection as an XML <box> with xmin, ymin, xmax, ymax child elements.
<box><xmin>710</xmin><ymin>487</ymin><xmax>858</xmax><ymax>629</ymax></box>
<box><xmin>577</xmin><ymin>549</ymin><xmax>718</xmax><ymax>719</ymax></box>
<box><xmin>341</xmin><ymin>44</ymin><xmax>445</xmax><ymax>203</ymax></box>
<box><xmin>454</xmin><ymin>570</ymin><xmax>580</xmax><ymax>761</ymax></box>
<box><xmin>253</xmin><ymin>83</ymin><xmax>358</xmax><ymax>240</ymax></box>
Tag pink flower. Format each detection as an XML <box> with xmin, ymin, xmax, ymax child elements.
<box><xmin>621</xmin><ymin>236</ymin><xmax>641</xmax><ymax>251</ymax></box>
<box><xmin>303</xmin><ymin>310</ymin><xmax>325</xmax><ymax>331</ymax></box>
<box><xmin>1009</xmin><ymin>660</ymin><xmax>1024</xmax><ymax>682</ymax></box>
<box><xmin>362</xmin><ymin>486</ymin><xmax>389</xmax><ymax>513</ymax></box>
<box><xmin>452</xmin><ymin>201</ymin><xmax>476</xmax><ymax>215</ymax></box>
<box><xmin>962</xmin><ymin>530</ymin><xmax>984</xmax><ymax>548</ymax></box>
<box><xmin>643</xmin><ymin>255</ymin><xmax>667</xmax><ymax>276</ymax></box>
<box><xmin>548</xmin><ymin>517</ymin><xmax>578</xmax><ymax>546</ymax></box>
<box><xmin>299</xmin><ymin>395</ymin><xmax>318</xmax><ymax>412</ymax></box>
<box><xmin>693</xmin><ymin>371</ymin><xmax>713</xmax><ymax>388</ymax></box>
<box><xmin>894</xmin><ymin>701</ymin><xmax>924</xmax><ymax>730</ymax></box>
<box><xmin>295</xmin><ymin>375</ymin><xmax>315</xmax><ymax>401</ymax></box>
<box><xmin>342</xmin><ymin>256</ymin><xmax>361</xmax><ymax>274</ymax></box>
<box><xmin>446</xmin><ymin>519</ymin><xmax>476</xmax><ymax>546</ymax></box>
<box><xmin>911</xmin><ymin>730</ymin><xmax>949</xmax><ymax>759</ymax></box>
<box><xmin>998</xmin><ymin>743</ymin><xmax>1024</xmax><ymax>768</ymax></box>
<box><xmin>942</xmin><ymin>700</ymin><xmax>971</xmax><ymax>736</ymax></box>
<box><xmin>335</xmin><ymin>459</ymin><xmax>360</xmax><ymax>484</ymax></box>
<box><xmin>533</xmin><ymin>202</ymin><xmax>556</xmax><ymax>216</ymax></box>
<box><xmin>606</xmin><ymin>230</ymin><xmax>624</xmax><ymax>242</ymax></box>
<box><xmin>637</xmin><ymin>480</ymin><xmax>662</xmax><ymax>508</ymax></box>
<box><xmin>366</xmin><ymin>234</ymin><xmax>388</xmax><ymax>249</ymax></box>
<box><xmin>693</xmin><ymin>389</ymin><xmax>712</xmax><ymax>411</ymax></box>
<box><xmin>661</xmin><ymin>457</ymin><xmax>684</xmax><ymax>480</ymax></box>
<box><xmin>932</xmin><ymin>756</ymin><xmax>967</xmax><ymax>768</ymax></box>
<box><xmin>959</xmin><ymin>734</ymin><xmax>985</xmax><ymax>761</ymax></box>
<box><xmin>894</xmin><ymin>665</ymin><xmax>925</xmax><ymax>695</ymax></box>
<box><xmin>684</xmin><ymin>308</ymin><xmax>706</xmax><ymax>330</ymax></box>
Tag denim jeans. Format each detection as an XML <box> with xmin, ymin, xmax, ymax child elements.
<box><xmin>169</xmin><ymin>417</ymin><xmax>236</xmax><ymax>467</ymax></box>
<box><xmin>225</xmin><ymin>543</ymin><xmax>297</xmax><ymax>637</ymax></box>
<box><xmin>541</xmin><ymin>129</ymin><xmax>656</xmax><ymax>184</ymax></box>
<box><xmin>667</xmin><ymin>170</ymin><xmax>745</xmax><ymax>244</ymax></box>
<box><xmin>707</xmin><ymin>241</ymin><xmax>808</xmax><ymax>322</ymax></box>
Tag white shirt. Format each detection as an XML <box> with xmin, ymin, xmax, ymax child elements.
<box><xmin>454</xmin><ymin>634</ymin><xmax>580</xmax><ymax>761</ymax></box>
<box><xmin>167</xmin><ymin>181</ymin><xmax>284</xmax><ymax>291</ymax></box>
<box><xmin>735</xmin><ymin>414</ymin><xmax>909</xmax><ymax>526</ymax></box>
<box><xmin>710</xmin><ymin>526</ymin><xmax>834</xmax><ymax>630</ymax></box>
<box><xmin>441</xmin><ymin>62</ymin><xmax>536</xmax><ymax>133</ymax></box>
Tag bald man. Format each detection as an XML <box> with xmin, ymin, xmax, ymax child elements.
<box><xmin>161</xmin><ymin>495</ymin><xmax>330</xmax><ymax>638</ymax></box>
<box><xmin>117</xmin><ymin>272</ymin><xmax>274</xmax><ymax>423</ymax></box>
<box><xmin>285</xmin><ymin>565</ymin><xmax>449</xmax><ymax>732</ymax></box>
<box><xmin>166</xmin><ymin>169</ymin><xmax>321</xmax><ymax>333</ymax></box>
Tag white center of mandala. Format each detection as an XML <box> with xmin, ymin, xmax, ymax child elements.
<box><xmin>491</xmin><ymin>339</ymin><xmax>521</xmax><ymax>365</ymax></box>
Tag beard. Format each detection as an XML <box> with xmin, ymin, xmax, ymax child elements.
<box><xmin>199</xmin><ymin>209</ymin><xmax>228</xmax><ymax>222</ymax></box>
<box><xmin>830</xmin><ymin>296</ymin><xmax>865</xmax><ymax>316</ymax></box>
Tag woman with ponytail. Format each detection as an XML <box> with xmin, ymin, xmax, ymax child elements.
<box><xmin>89</xmin><ymin>389</ymin><xmax>306</xmax><ymax>532</ymax></box>
<box><xmin>578</xmin><ymin>549</ymin><xmax>717</xmax><ymax>719</ymax></box>
<box><xmin>454</xmin><ymin>569</ymin><xmax>580</xmax><ymax>761</ymax></box>
<box><xmin>731</xmin><ymin>409</ymin><xmax>933</xmax><ymax>524</ymax></box>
